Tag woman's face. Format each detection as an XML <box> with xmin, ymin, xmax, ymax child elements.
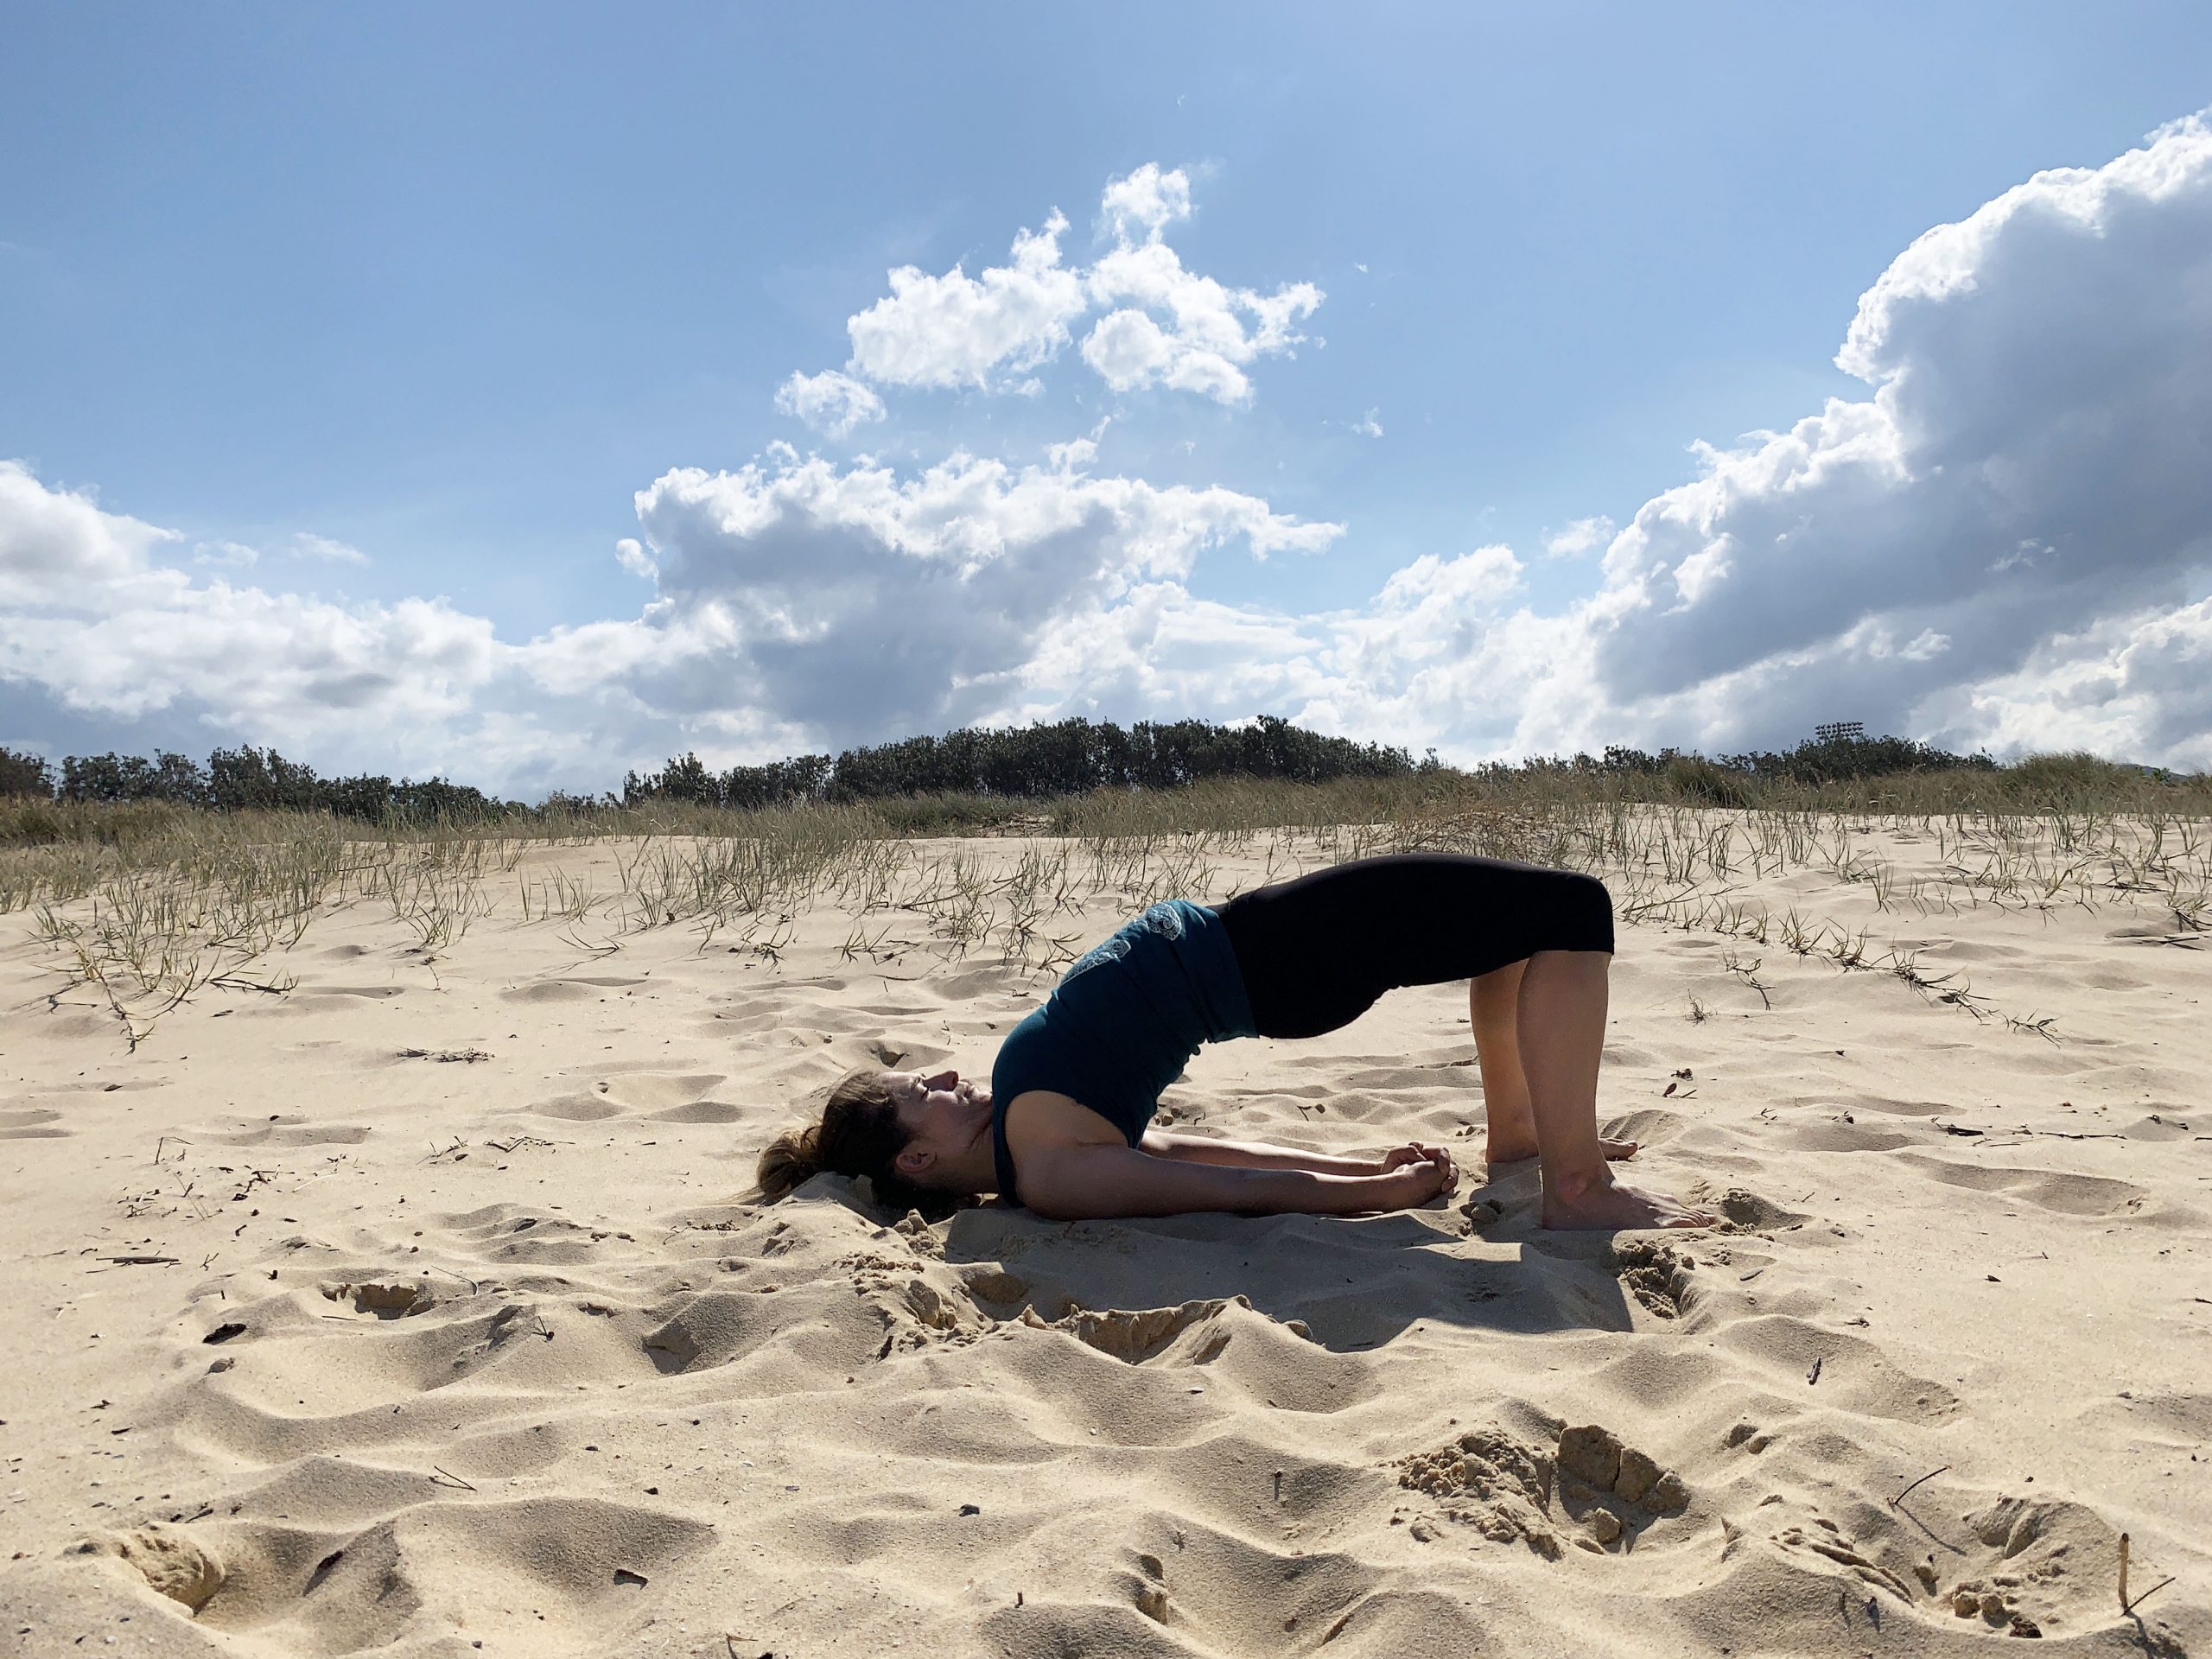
<box><xmin>886</xmin><ymin>1069</ymin><xmax>993</xmax><ymax>1177</ymax></box>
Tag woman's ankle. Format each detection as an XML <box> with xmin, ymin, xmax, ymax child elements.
<box><xmin>1541</xmin><ymin>1161</ymin><xmax>1612</xmax><ymax>1201</ymax></box>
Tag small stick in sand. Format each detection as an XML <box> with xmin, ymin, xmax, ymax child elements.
<box><xmin>2123</xmin><ymin>1574</ymin><xmax>2177</xmax><ymax>1618</ymax></box>
<box><xmin>1889</xmin><ymin>1465</ymin><xmax>1948</xmax><ymax>1508</ymax></box>
<box><xmin>2128</xmin><ymin>1577</ymin><xmax>2177</xmax><ymax>1616</ymax></box>
<box><xmin>2118</xmin><ymin>1531</ymin><xmax>2177</xmax><ymax>1617</ymax></box>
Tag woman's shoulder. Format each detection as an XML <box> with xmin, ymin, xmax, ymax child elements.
<box><xmin>1001</xmin><ymin>1089</ymin><xmax>1125</xmax><ymax>1152</ymax></box>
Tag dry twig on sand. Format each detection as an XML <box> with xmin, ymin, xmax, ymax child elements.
<box><xmin>1889</xmin><ymin>1465</ymin><xmax>1947</xmax><ymax>1507</ymax></box>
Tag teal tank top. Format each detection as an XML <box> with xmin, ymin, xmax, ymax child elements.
<box><xmin>988</xmin><ymin>899</ymin><xmax>1255</xmax><ymax>1206</ymax></box>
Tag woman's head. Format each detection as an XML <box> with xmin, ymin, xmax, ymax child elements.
<box><xmin>756</xmin><ymin>1066</ymin><xmax>994</xmax><ymax>1215</ymax></box>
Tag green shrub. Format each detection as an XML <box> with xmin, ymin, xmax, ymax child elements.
<box><xmin>1662</xmin><ymin>755</ymin><xmax>1756</xmax><ymax>808</ymax></box>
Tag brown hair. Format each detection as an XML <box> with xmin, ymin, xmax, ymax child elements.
<box><xmin>756</xmin><ymin>1068</ymin><xmax>957</xmax><ymax>1217</ymax></box>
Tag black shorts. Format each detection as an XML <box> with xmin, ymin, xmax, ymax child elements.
<box><xmin>1214</xmin><ymin>854</ymin><xmax>1614</xmax><ymax>1040</ymax></box>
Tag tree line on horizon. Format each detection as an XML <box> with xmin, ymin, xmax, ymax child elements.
<box><xmin>0</xmin><ymin>743</ymin><xmax>508</xmax><ymax>820</ymax></box>
<box><xmin>0</xmin><ymin>715</ymin><xmax>2045</xmax><ymax>823</ymax></box>
<box><xmin>620</xmin><ymin>715</ymin><xmax>1421</xmax><ymax>808</ymax></box>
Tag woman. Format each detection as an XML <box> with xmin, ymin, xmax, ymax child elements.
<box><xmin>759</xmin><ymin>854</ymin><xmax>1713</xmax><ymax>1230</ymax></box>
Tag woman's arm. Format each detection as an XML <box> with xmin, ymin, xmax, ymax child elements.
<box><xmin>1019</xmin><ymin>1140</ymin><xmax>1457</xmax><ymax>1222</ymax></box>
<box><xmin>1139</xmin><ymin>1129</ymin><xmax>1382</xmax><ymax>1177</ymax></box>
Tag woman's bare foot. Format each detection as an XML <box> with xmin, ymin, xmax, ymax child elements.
<box><xmin>1486</xmin><ymin>1134</ymin><xmax>1638</xmax><ymax>1166</ymax></box>
<box><xmin>1540</xmin><ymin>1175</ymin><xmax>1713</xmax><ymax>1230</ymax></box>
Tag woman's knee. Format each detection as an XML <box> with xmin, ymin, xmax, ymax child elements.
<box><xmin>1551</xmin><ymin>870</ymin><xmax>1615</xmax><ymax>954</ymax></box>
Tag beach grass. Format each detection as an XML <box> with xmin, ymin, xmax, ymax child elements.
<box><xmin>6</xmin><ymin>757</ymin><xmax>2206</xmax><ymax>1052</ymax></box>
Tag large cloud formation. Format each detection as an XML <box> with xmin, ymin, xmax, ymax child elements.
<box><xmin>1575</xmin><ymin>114</ymin><xmax>2212</xmax><ymax>757</ymax></box>
<box><xmin>553</xmin><ymin>441</ymin><xmax>1343</xmax><ymax>743</ymax></box>
<box><xmin>0</xmin><ymin>461</ymin><xmax>496</xmax><ymax>755</ymax></box>
<box><xmin>4</xmin><ymin>124</ymin><xmax>2211</xmax><ymax>790</ymax></box>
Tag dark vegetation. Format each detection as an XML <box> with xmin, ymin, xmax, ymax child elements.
<box><xmin>0</xmin><ymin>745</ymin><xmax>501</xmax><ymax>819</ymax></box>
<box><xmin>620</xmin><ymin>715</ymin><xmax>1418</xmax><ymax>808</ymax></box>
<box><xmin>1</xmin><ymin>715</ymin><xmax>2202</xmax><ymax>846</ymax></box>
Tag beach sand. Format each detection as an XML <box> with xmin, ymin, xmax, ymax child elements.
<box><xmin>2</xmin><ymin>828</ymin><xmax>2206</xmax><ymax>1656</ymax></box>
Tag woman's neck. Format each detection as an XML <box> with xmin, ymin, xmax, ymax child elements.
<box><xmin>935</xmin><ymin>1135</ymin><xmax>1001</xmax><ymax>1198</ymax></box>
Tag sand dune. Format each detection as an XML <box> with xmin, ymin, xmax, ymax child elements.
<box><xmin>2</xmin><ymin>828</ymin><xmax>2206</xmax><ymax>1656</ymax></box>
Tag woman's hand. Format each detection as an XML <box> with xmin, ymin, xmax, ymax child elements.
<box><xmin>1377</xmin><ymin>1141</ymin><xmax>1452</xmax><ymax>1177</ymax></box>
<box><xmin>1375</xmin><ymin>1144</ymin><xmax>1459</xmax><ymax>1209</ymax></box>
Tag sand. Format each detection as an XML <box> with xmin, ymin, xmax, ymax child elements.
<box><xmin>1</xmin><ymin>827</ymin><xmax>2206</xmax><ymax>1657</ymax></box>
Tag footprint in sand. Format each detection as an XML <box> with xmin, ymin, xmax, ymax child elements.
<box><xmin>321</xmin><ymin>1279</ymin><xmax>439</xmax><ymax>1319</ymax></box>
<box><xmin>1019</xmin><ymin>1298</ymin><xmax>1260</xmax><ymax>1364</ymax></box>
<box><xmin>1762</xmin><ymin>1490</ymin><xmax>2123</xmax><ymax>1643</ymax></box>
<box><xmin>1897</xmin><ymin>1154</ymin><xmax>2147</xmax><ymax>1217</ymax></box>
<box><xmin>0</xmin><ymin>1106</ymin><xmax>69</xmax><ymax>1139</ymax></box>
<box><xmin>592</xmin><ymin>1072</ymin><xmax>726</xmax><ymax>1112</ymax></box>
<box><xmin>1710</xmin><ymin>1187</ymin><xmax>1809</xmax><ymax>1233</ymax></box>
<box><xmin>179</xmin><ymin>1288</ymin><xmax>584</xmax><ymax>1440</ymax></box>
<box><xmin>35</xmin><ymin>1010</ymin><xmax>111</xmax><ymax>1040</ymax></box>
<box><xmin>646</xmin><ymin>1100</ymin><xmax>742</xmax><ymax>1123</ymax></box>
<box><xmin>1774</xmin><ymin>1116</ymin><xmax>1915</xmax><ymax>1154</ymax></box>
<box><xmin>180</xmin><ymin>1497</ymin><xmax>710</xmax><ymax>1644</ymax></box>
<box><xmin>958</xmin><ymin>1268</ymin><xmax>1029</xmax><ymax>1313</ymax></box>
<box><xmin>1771</xmin><ymin>1516</ymin><xmax>1919</xmax><ymax>1600</ymax></box>
<box><xmin>641</xmin><ymin>1274</ymin><xmax>887</xmax><ymax>1376</ymax></box>
<box><xmin>1396</xmin><ymin>1427</ymin><xmax>1560</xmax><ymax>1554</ymax></box>
<box><xmin>1396</xmin><ymin>1421</ymin><xmax>1688</xmax><ymax>1557</ymax></box>
<box><xmin>83</xmin><ymin>1522</ymin><xmax>225</xmax><ymax>1611</ymax></box>
<box><xmin>1554</xmin><ymin>1423</ymin><xmax>1691</xmax><ymax>1545</ymax></box>
<box><xmin>1011</xmin><ymin>1293</ymin><xmax>1377</xmax><ymax>1414</ymax></box>
<box><xmin>1715</xmin><ymin>1315</ymin><xmax>1960</xmax><ymax>1423</ymax></box>
<box><xmin>193</xmin><ymin>1118</ymin><xmax>372</xmax><ymax>1147</ymax></box>
<box><xmin>830</xmin><ymin>1252</ymin><xmax>995</xmax><ymax>1357</ymax></box>
<box><xmin>1929</xmin><ymin>1494</ymin><xmax>2116</xmax><ymax>1638</ymax></box>
<box><xmin>526</xmin><ymin>1092</ymin><xmax>626</xmax><ymax>1122</ymax></box>
<box><xmin>499</xmin><ymin>980</ymin><xmax>599</xmax><ymax>1005</ymax></box>
<box><xmin>1606</xmin><ymin>1239</ymin><xmax>1695</xmax><ymax>1319</ymax></box>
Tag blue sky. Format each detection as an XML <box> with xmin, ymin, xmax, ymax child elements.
<box><xmin>5</xmin><ymin>5</ymin><xmax>2212</xmax><ymax>791</ymax></box>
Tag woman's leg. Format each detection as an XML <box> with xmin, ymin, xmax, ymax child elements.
<box><xmin>1517</xmin><ymin>951</ymin><xmax>1713</xmax><ymax>1230</ymax></box>
<box><xmin>1471</xmin><ymin>959</ymin><xmax>1638</xmax><ymax>1166</ymax></box>
<box><xmin>1220</xmin><ymin>854</ymin><xmax>1611</xmax><ymax>1039</ymax></box>
<box><xmin>1220</xmin><ymin>855</ymin><xmax>1709</xmax><ymax>1230</ymax></box>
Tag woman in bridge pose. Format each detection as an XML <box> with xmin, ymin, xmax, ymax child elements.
<box><xmin>759</xmin><ymin>854</ymin><xmax>1713</xmax><ymax>1231</ymax></box>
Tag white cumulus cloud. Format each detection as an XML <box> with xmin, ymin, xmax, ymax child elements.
<box><xmin>1571</xmin><ymin>112</ymin><xmax>2212</xmax><ymax>762</ymax></box>
<box><xmin>842</xmin><ymin>213</ymin><xmax>1089</xmax><ymax>391</ymax></box>
<box><xmin>0</xmin><ymin>461</ymin><xmax>176</xmax><ymax>600</ymax></box>
<box><xmin>1100</xmin><ymin>162</ymin><xmax>1193</xmax><ymax>245</ymax></box>
<box><xmin>800</xmin><ymin>165</ymin><xmax>1322</xmax><ymax>413</ymax></box>
<box><xmin>774</xmin><ymin>369</ymin><xmax>887</xmax><ymax>438</ymax></box>
<box><xmin>1</xmin><ymin>460</ymin><xmax>499</xmax><ymax>765</ymax></box>
<box><xmin>187</xmin><ymin>531</ymin><xmax>366</xmax><ymax>572</ymax></box>
<box><xmin>292</xmin><ymin>532</ymin><xmax>369</xmax><ymax>566</ymax></box>
<box><xmin>1541</xmin><ymin>516</ymin><xmax>1613</xmax><ymax>558</ymax></box>
<box><xmin>1081</xmin><ymin>210</ymin><xmax>1323</xmax><ymax>405</ymax></box>
<box><xmin>555</xmin><ymin>445</ymin><xmax>1343</xmax><ymax>741</ymax></box>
